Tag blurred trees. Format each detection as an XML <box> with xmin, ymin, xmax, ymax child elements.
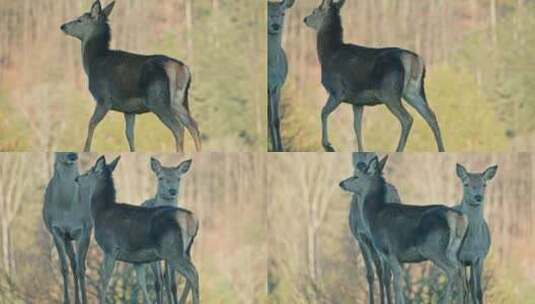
<box><xmin>0</xmin><ymin>0</ymin><xmax>265</xmax><ymax>152</ymax></box>
<box><xmin>280</xmin><ymin>0</ymin><xmax>534</xmax><ymax>151</ymax></box>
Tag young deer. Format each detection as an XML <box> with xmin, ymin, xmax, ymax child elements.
<box><xmin>268</xmin><ymin>0</ymin><xmax>295</xmax><ymax>151</ymax></box>
<box><xmin>43</xmin><ymin>153</ymin><xmax>91</xmax><ymax>304</ymax></box>
<box><xmin>340</xmin><ymin>156</ymin><xmax>467</xmax><ymax>304</ymax></box>
<box><xmin>140</xmin><ymin>158</ymin><xmax>193</xmax><ymax>304</ymax></box>
<box><xmin>454</xmin><ymin>164</ymin><xmax>497</xmax><ymax>304</ymax></box>
<box><xmin>61</xmin><ymin>1</ymin><xmax>201</xmax><ymax>152</ymax></box>
<box><xmin>304</xmin><ymin>0</ymin><xmax>444</xmax><ymax>152</ymax></box>
<box><xmin>76</xmin><ymin>156</ymin><xmax>199</xmax><ymax>304</ymax></box>
<box><xmin>350</xmin><ymin>153</ymin><xmax>401</xmax><ymax>304</ymax></box>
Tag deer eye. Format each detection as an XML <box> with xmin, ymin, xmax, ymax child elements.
<box><xmin>464</xmin><ymin>183</ymin><xmax>469</xmax><ymax>187</ymax></box>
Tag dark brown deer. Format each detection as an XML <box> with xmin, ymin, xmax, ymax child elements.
<box><xmin>340</xmin><ymin>156</ymin><xmax>467</xmax><ymax>304</ymax></box>
<box><xmin>75</xmin><ymin>156</ymin><xmax>199</xmax><ymax>304</ymax></box>
<box><xmin>304</xmin><ymin>0</ymin><xmax>445</xmax><ymax>152</ymax></box>
<box><xmin>61</xmin><ymin>1</ymin><xmax>201</xmax><ymax>152</ymax></box>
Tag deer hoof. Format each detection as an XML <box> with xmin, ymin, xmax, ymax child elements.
<box><xmin>323</xmin><ymin>144</ymin><xmax>335</xmax><ymax>152</ymax></box>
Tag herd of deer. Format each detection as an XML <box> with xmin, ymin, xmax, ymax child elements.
<box><xmin>269</xmin><ymin>0</ymin><xmax>445</xmax><ymax>152</ymax></box>
<box><xmin>340</xmin><ymin>153</ymin><xmax>496</xmax><ymax>304</ymax></box>
<box><xmin>43</xmin><ymin>153</ymin><xmax>199</xmax><ymax>304</ymax></box>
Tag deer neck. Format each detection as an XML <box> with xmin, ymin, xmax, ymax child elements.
<box><xmin>317</xmin><ymin>12</ymin><xmax>344</xmax><ymax>65</ymax></box>
<box><xmin>268</xmin><ymin>33</ymin><xmax>284</xmax><ymax>67</ymax></box>
<box><xmin>90</xmin><ymin>175</ymin><xmax>116</xmax><ymax>219</ymax></box>
<box><xmin>82</xmin><ymin>26</ymin><xmax>111</xmax><ymax>74</ymax></box>
<box><xmin>361</xmin><ymin>179</ymin><xmax>387</xmax><ymax>231</ymax></box>
<box><xmin>52</xmin><ymin>164</ymin><xmax>79</xmax><ymax>208</ymax></box>
<box><xmin>154</xmin><ymin>194</ymin><xmax>178</xmax><ymax>207</ymax></box>
<box><xmin>460</xmin><ymin>197</ymin><xmax>485</xmax><ymax>224</ymax></box>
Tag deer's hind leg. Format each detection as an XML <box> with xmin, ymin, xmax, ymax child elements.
<box><xmin>84</xmin><ymin>104</ymin><xmax>109</xmax><ymax>152</ymax></box>
<box><xmin>357</xmin><ymin>238</ymin><xmax>377</xmax><ymax>304</ymax></box>
<box><xmin>321</xmin><ymin>95</ymin><xmax>342</xmax><ymax>152</ymax></box>
<box><xmin>170</xmin><ymin>258</ymin><xmax>199</xmax><ymax>304</ymax></box>
<box><xmin>403</xmin><ymin>88</ymin><xmax>445</xmax><ymax>152</ymax></box>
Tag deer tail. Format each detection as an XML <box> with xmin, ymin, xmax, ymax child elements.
<box><xmin>162</xmin><ymin>60</ymin><xmax>192</xmax><ymax>113</ymax></box>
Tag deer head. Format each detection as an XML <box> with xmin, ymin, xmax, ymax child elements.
<box><xmin>340</xmin><ymin>155</ymin><xmax>388</xmax><ymax>196</ymax></box>
<box><xmin>268</xmin><ymin>0</ymin><xmax>295</xmax><ymax>35</ymax></box>
<box><xmin>304</xmin><ymin>0</ymin><xmax>345</xmax><ymax>30</ymax></box>
<box><xmin>456</xmin><ymin>164</ymin><xmax>498</xmax><ymax>206</ymax></box>
<box><xmin>151</xmin><ymin>158</ymin><xmax>192</xmax><ymax>201</ymax></box>
<box><xmin>60</xmin><ymin>0</ymin><xmax>115</xmax><ymax>40</ymax></box>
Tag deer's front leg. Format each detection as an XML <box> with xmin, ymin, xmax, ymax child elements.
<box><xmin>99</xmin><ymin>253</ymin><xmax>116</xmax><ymax>304</ymax></box>
<box><xmin>352</xmin><ymin>105</ymin><xmax>364</xmax><ymax>152</ymax></box>
<box><xmin>124</xmin><ymin>113</ymin><xmax>136</xmax><ymax>152</ymax></box>
<box><xmin>51</xmin><ymin>229</ymin><xmax>71</xmax><ymax>304</ymax></box>
<box><xmin>321</xmin><ymin>95</ymin><xmax>341</xmax><ymax>152</ymax></box>
<box><xmin>84</xmin><ymin>104</ymin><xmax>109</xmax><ymax>152</ymax></box>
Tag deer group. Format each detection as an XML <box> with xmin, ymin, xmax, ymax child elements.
<box><xmin>61</xmin><ymin>0</ymin><xmax>201</xmax><ymax>152</ymax></box>
<box><xmin>43</xmin><ymin>153</ymin><xmax>199</xmax><ymax>304</ymax></box>
<box><xmin>340</xmin><ymin>154</ymin><xmax>497</xmax><ymax>304</ymax></box>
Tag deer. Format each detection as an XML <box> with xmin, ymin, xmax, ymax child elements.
<box><xmin>138</xmin><ymin>157</ymin><xmax>193</xmax><ymax>304</ymax></box>
<box><xmin>304</xmin><ymin>0</ymin><xmax>445</xmax><ymax>153</ymax></box>
<box><xmin>61</xmin><ymin>0</ymin><xmax>201</xmax><ymax>152</ymax></box>
<box><xmin>268</xmin><ymin>0</ymin><xmax>295</xmax><ymax>151</ymax></box>
<box><xmin>339</xmin><ymin>156</ymin><xmax>467</xmax><ymax>304</ymax></box>
<box><xmin>350</xmin><ymin>153</ymin><xmax>401</xmax><ymax>304</ymax></box>
<box><xmin>454</xmin><ymin>163</ymin><xmax>497</xmax><ymax>304</ymax></box>
<box><xmin>75</xmin><ymin>156</ymin><xmax>199</xmax><ymax>304</ymax></box>
<box><xmin>43</xmin><ymin>153</ymin><xmax>92</xmax><ymax>304</ymax></box>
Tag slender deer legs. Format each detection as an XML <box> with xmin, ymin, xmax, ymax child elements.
<box><xmin>173</xmin><ymin>107</ymin><xmax>202</xmax><ymax>152</ymax></box>
<box><xmin>65</xmin><ymin>241</ymin><xmax>81</xmax><ymax>304</ymax></box>
<box><xmin>77</xmin><ymin>232</ymin><xmax>91</xmax><ymax>304</ymax></box>
<box><xmin>52</xmin><ymin>230</ymin><xmax>71</xmax><ymax>304</ymax></box>
<box><xmin>471</xmin><ymin>259</ymin><xmax>484</xmax><ymax>304</ymax></box>
<box><xmin>154</xmin><ymin>111</ymin><xmax>185</xmax><ymax>152</ymax></box>
<box><xmin>404</xmin><ymin>92</ymin><xmax>445</xmax><ymax>151</ymax></box>
<box><xmin>352</xmin><ymin>105</ymin><xmax>364</xmax><ymax>152</ymax></box>
<box><xmin>99</xmin><ymin>254</ymin><xmax>116</xmax><ymax>304</ymax></box>
<box><xmin>134</xmin><ymin>264</ymin><xmax>151</xmax><ymax>303</ymax></box>
<box><xmin>383</xmin><ymin>99</ymin><xmax>413</xmax><ymax>152</ymax></box>
<box><xmin>357</xmin><ymin>238</ymin><xmax>377</xmax><ymax>304</ymax></box>
<box><xmin>124</xmin><ymin>113</ymin><xmax>136</xmax><ymax>152</ymax></box>
<box><xmin>387</xmin><ymin>256</ymin><xmax>405</xmax><ymax>304</ymax></box>
<box><xmin>150</xmin><ymin>263</ymin><xmax>164</xmax><ymax>304</ymax></box>
<box><xmin>268</xmin><ymin>88</ymin><xmax>284</xmax><ymax>151</ymax></box>
<box><xmin>84</xmin><ymin>105</ymin><xmax>109</xmax><ymax>152</ymax></box>
<box><xmin>321</xmin><ymin>95</ymin><xmax>341</xmax><ymax>152</ymax></box>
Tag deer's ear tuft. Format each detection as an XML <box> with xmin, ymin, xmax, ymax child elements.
<box><xmin>102</xmin><ymin>1</ymin><xmax>115</xmax><ymax>19</ymax></box>
<box><xmin>456</xmin><ymin>164</ymin><xmax>468</xmax><ymax>180</ymax></box>
<box><xmin>150</xmin><ymin>157</ymin><xmax>162</xmax><ymax>173</ymax></box>
<box><xmin>107</xmin><ymin>156</ymin><xmax>121</xmax><ymax>172</ymax></box>
<box><xmin>483</xmin><ymin>165</ymin><xmax>498</xmax><ymax>181</ymax></box>
<box><xmin>90</xmin><ymin>1</ymin><xmax>102</xmax><ymax>19</ymax></box>
<box><xmin>177</xmin><ymin>159</ymin><xmax>192</xmax><ymax>175</ymax></box>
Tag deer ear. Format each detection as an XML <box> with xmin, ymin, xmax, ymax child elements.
<box><xmin>483</xmin><ymin>165</ymin><xmax>498</xmax><ymax>181</ymax></box>
<box><xmin>150</xmin><ymin>157</ymin><xmax>162</xmax><ymax>173</ymax></box>
<box><xmin>107</xmin><ymin>156</ymin><xmax>121</xmax><ymax>172</ymax></box>
<box><xmin>102</xmin><ymin>1</ymin><xmax>115</xmax><ymax>19</ymax></box>
<box><xmin>334</xmin><ymin>0</ymin><xmax>346</xmax><ymax>9</ymax></box>
<box><xmin>90</xmin><ymin>1</ymin><xmax>102</xmax><ymax>19</ymax></box>
<box><xmin>176</xmin><ymin>159</ymin><xmax>192</xmax><ymax>175</ymax></box>
<box><xmin>456</xmin><ymin>164</ymin><xmax>468</xmax><ymax>180</ymax></box>
<box><xmin>284</xmin><ymin>0</ymin><xmax>295</xmax><ymax>9</ymax></box>
<box><xmin>378</xmin><ymin>155</ymin><xmax>388</xmax><ymax>173</ymax></box>
<box><xmin>94</xmin><ymin>155</ymin><xmax>106</xmax><ymax>172</ymax></box>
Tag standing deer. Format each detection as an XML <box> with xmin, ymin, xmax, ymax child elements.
<box><xmin>43</xmin><ymin>153</ymin><xmax>92</xmax><ymax>304</ymax></box>
<box><xmin>454</xmin><ymin>163</ymin><xmax>497</xmax><ymax>304</ymax></box>
<box><xmin>75</xmin><ymin>156</ymin><xmax>199</xmax><ymax>304</ymax></box>
<box><xmin>61</xmin><ymin>0</ymin><xmax>201</xmax><ymax>152</ymax></box>
<box><xmin>304</xmin><ymin>0</ymin><xmax>445</xmax><ymax>152</ymax></box>
<box><xmin>268</xmin><ymin>0</ymin><xmax>295</xmax><ymax>151</ymax></box>
<box><xmin>139</xmin><ymin>157</ymin><xmax>193</xmax><ymax>304</ymax></box>
<box><xmin>339</xmin><ymin>156</ymin><xmax>467</xmax><ymax>304</ymax></box>
<box><xmin>350</xmin><ymin>153</ymin><xmax>401</xmax><ymax>304</ymax></box>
